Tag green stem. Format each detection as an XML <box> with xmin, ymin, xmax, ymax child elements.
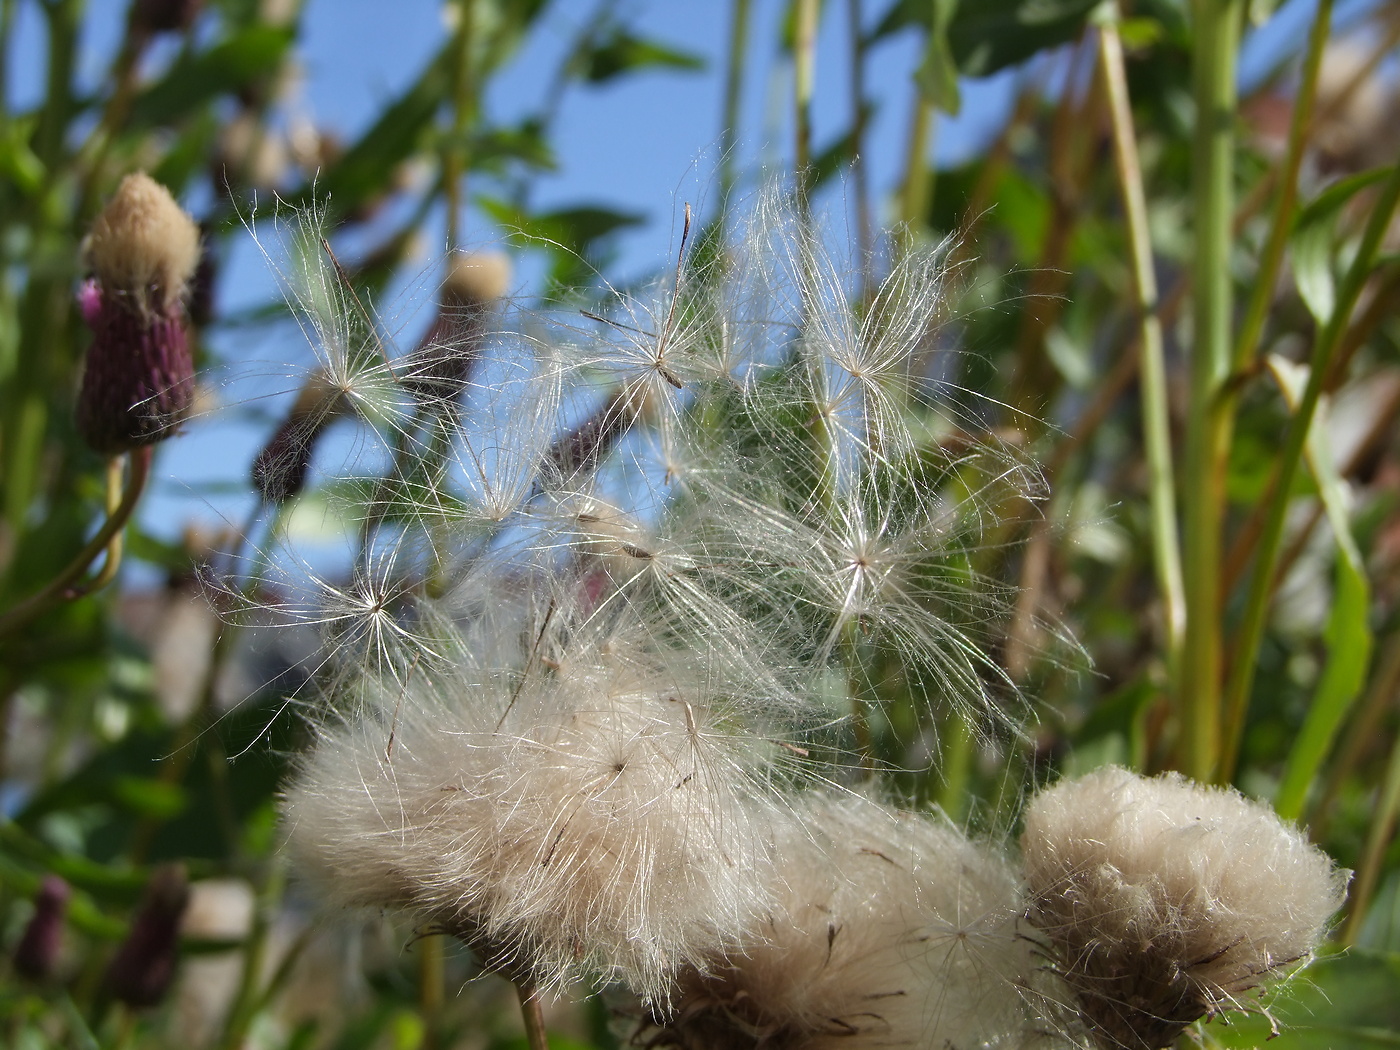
<box><xmin>420</xmin><ymin>934</ymin><xmax>445</xmax><ymax>1050</ymax></box>
<box><xmin>1098</xmin><ymin>13</ymin><xmax>1186</xmax><ymax>697</ymax></box>
<box><xmin>443</xmin><ymin>0</ymin><xmax>477</xmax><ymax>250</ymax></box>
<box><xmin>718</xmin><ymin>0</ymin><xmax>750</xmax><ymax>212</ymax></box>
<box><xmin>1179</xmin><ymin>0</ymin><xmax>1242</xmax><ymax>781</ymax></box>
<box><xmin>1224</xmin><ymin>158</ymin><xmax>1400</xmax><ymax>793</ymax></box>
<box><xmin>1344</xmin><ymin>720</ymin><xmax>1400</xmax><ymax>945</ymax></box>
<box><xmin>793</xmin><ymin>0</ymin><xmax>818</xmax><ymax>204</ymax></box>
<box><xmin>845</xmin><ymin>0</ymin><xmax>872</xmax><ymax>299</ymax></box>
<box><xmin>0</xmin><ymin>447</ymin><xmax>152</xmax><ymax>638</ymax></box>
<box><xmin>899</xmin><ymin>96</ymin><xmax>934</xmax><ymax>243</ymax></box>
<box><xmin>1231</xmin><ymin>0</ymin><xmax>1331</xmax><ymax>373</ymax></box>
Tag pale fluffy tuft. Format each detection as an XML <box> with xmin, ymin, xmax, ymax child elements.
<box><xmin>650</xmin><ymin>793</ymin><xmax>1040</xmax><ymax>1050</ymax></box>
<box><xmin>443</xmin><ymin>250</ymin><xmax>512</xmax><ymax>306</ymax></box>
<box><xmin>86</xmin><ymin>173</ymin><xmax>200</xmax><ymax>311</ymax></box>
<box><xmin>283</xmin><ymin>655</ymin><xmax>775</xmax><ymax>1005</ymax></box>
<box><xmin>1020</xmin><ymin>766</ymin><xmax>1348</xmax><ymax>1049</ymax></box>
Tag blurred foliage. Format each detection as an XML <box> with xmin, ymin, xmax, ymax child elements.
<box><xmin>1</xmin><ymin>0</ymin><xmax>1399</xmax><ymax>1047</ymax></box>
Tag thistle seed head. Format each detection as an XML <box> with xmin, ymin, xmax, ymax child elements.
<box><xmin>1020</xmin><ymin>767</ymin><xmax>1348</xmax><ymax>1049</ymax></box>
<box><xmin>85</xmin><ymin>172</ymin><xmax>201</xmax><ymax>316</ymax></box>
<box><xmin>651</xmin><ymin>793</ymin><xmax>1037</xmax><ymax>1050</ymax></box>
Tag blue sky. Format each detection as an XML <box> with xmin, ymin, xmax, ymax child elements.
<box><xmin>5</xmin><ymin>0</ymin><xmax>1340</xmax><ymax>559</ymax></box>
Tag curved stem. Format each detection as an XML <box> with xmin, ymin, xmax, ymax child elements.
<box><xmin>515</xmin><ymin>978</ymin><xmax>549</xmax><ymax>1050</ymax></box>
<box><xmin>0</xmin><ymin>447</ymin><xmax>152</xmax><ymax>638</ymax></box>
<box><xmin>1231</xmin><ymin>0</ymin><xmax>1332</xmax><ymax>373</ymax></box>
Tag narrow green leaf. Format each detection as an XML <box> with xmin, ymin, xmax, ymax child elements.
<box><xmin>874</xmin><ymin>0</ymin><xmax>1100</xmax><ymax>77</ymax></box>
<box><xmin>128</xmin><ymin>25</ymin><xmax>295</xmax><ymax>128</ymax></box>
<box><xmin>1268</xmin><ymin>356</ymin><xmax>1374</xmax><ymax>821</ymax></box>
<box><xmin>915</xmin><ymin>0</ymin><xmax>962</xmax><ymax>115</ymax></box>
<box><xmin>1291</xmin><ymin>167</ymin><xmax>1393</xmax><ymax>325</ymax></box>
<box><xmin>577</xmin><ymin>28</ymin><xmax>705</xmax><ymax>82</ymax></box>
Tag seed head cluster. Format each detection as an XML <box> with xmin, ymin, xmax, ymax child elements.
<box><xmin>262</xmin><ymin>196</ymin><xmax>1346</xmax><ymax>1044</ymax></box>
<box><xmin>1021</xmin><ymin>767</ymin><xmax>1348</xmax><ymax>1049</ymax></box>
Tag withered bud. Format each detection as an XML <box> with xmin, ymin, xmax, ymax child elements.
<box><xmin>251</xmin><ymin>372</ymin><xmax>345</xmax><ymax>504</ymax></box>
<box><xmin>546</xmin><ymin>382</ymin><xmax>658</xmax><ymax>480</ymax></box>
<box><xmin>13</xmin><ymin>875</ymin><xmax>70</xmax><ymax>981</ymax></box>
<box><xmin>401</xmin><ymin>251</ymin><xmax>510</xmax><ymax>401</ymax></box>
<box><xmin>77</xmin><ymin>173</ymin><xmax>201</xmax><ymax>454</ymax></box>
<box><xmin>129</xmin><ymin>0</ymin><xmax>202</xmax><ymax>35</ymax></box>
<box><xmin>103</xmin><ymin>863</ymin><xmax>190</xmax><ymax>1009</ymax></box>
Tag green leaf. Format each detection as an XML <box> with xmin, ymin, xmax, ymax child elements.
<box><xmin>112</xmin><ymin>775</ymin><xmax>188</xmax><ymax>820</ymax></box>
<box><xmin>915</xmin><ymin>0</ymin><xmax>962</xmax><ymax>114</ymax></box>
<box><xmin>875</xmin><ymin>0</ymin><xmax>1099</xmax><ymax>77</ymax></box>
<box><xmin>479</xmin><ymin>197</ymin><xmax>645</xmax><ymax>291</ymax></box>
<box><xmin>576</xmin><ymin>27</ymin><xmax>705</xmax><ymax>82</ymax></box>
<box><xmin>288</xmin><ymin>48</ymin><xmax>451</xmax><ymax>221</ymax></box>
<box><xmin>129</xmin><ymin>26</ymin><xmax>295</xmax><ymax>128</ymax></box>
<box><xmin>1291</xmin><ymin>166</ymin><xmax>1393</xmax><ymax>325</ymax></box>
<box><xmin>1201</xmin><ymin>950</ymin><xmax>1400</xmax><ymax>1047</ymax></box>
<box><xmin>1</xmin><ymin>117</ymin><xmax>46</xmax><ymax>198</ymax></box>
<box><xmin>1267</xmin><ymin>356</ymin><xmax>1374</xmax><ymax>821</ymax></box>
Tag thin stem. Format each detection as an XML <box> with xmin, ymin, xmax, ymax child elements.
<box><xmin>1098</xmin><ymin>14</ymin><xmax>1186</xmax><ymax>693</ymax></box>
<box><xmin>515</xmin><ymin>978</ymin><xmax>549</xmax><ymax>1050</ymax></box>
<box><xmin>1222</xmin><ymin>158</ymin><xmax>1400</xmax><ymax>792</ymax></box>
<box><xmin>420</xmin><ymin>934</ymin><xmax>445</xmax><ymax>1050</ymax></box>
<box><xmin>443</xmin><ymin>0</ymin><xmax>477</xmax><ymax>250</ymax></box>
<box><xmin>899</xmin><ymin>96</ymin><xmax>934</xmax><ymax>243</ymax></box>
<box><xmin>845</xmin><ymin>0</ymin><xmax>872</xmax><ymax>300</ymax></box>
<box><xmin>79</xmin><ymin>457</ymin><xmax>127</xmax><ymax>596</ymax></box>
<box><xmin>0</xmin><ymin>447</ymin><xmax>152</xmax><ymax>638</ymax></box>
<box><xmin>793</xmin><ymin>0</ymin><xmax>818</xmax><ymax>204</ymax></box>
<box><xmin>718</xmin><ymin>0</ymin><xmax>750</xmax><ymax>211</ymax></box>
<box><xmin>1344</xmin><ymin>717</ymin><xmax>1400</xmax><ymax>945</ymax></box>
<box><xmin>1179</xmin><ymin>0</ymin><xmax>1242</xmax><ymax>781</ymax></box>
<box><xmin>1231</xmin><ymin>0</ymin><xmax>1332</xmax><ymax>373</ymax></box>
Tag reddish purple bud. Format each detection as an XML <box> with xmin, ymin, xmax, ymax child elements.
<box><xmin>76</xmin><ymin>173</ymin><xmax>200</xmax><ymax>455</ymax></box>
<box><xmin>76</xmin><ymin>284</ymin><xmax>195</xmax><ymax>454</ymax></box>
<box><xmin>104</xmin><ymin>863</ymin><xmax>189</xmax><ymax>1009</ymax></box>
<box><xmin>13</xmin><ymin>875</ymin><xmax>70</xmax><ymax>981</ymax></box>
<box><xmin>78</xmin><ymin>279</ymin><xmax>103</xmax><ymax>326</ymax></box>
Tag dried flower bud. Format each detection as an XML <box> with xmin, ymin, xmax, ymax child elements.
<box><xmin>129</xmin><ymin>0</ymin><xmax>202</xmax><ymax>34</ymax></box>
<box><xmin>104</xmin><ymin>863</ymin><xmax>190</xmax><ymax>1009</ymax></box>
<box><xmin>252</xmin><ymin>373</ymin><xmax>345</xmax><ymax>504</ymax></box>
<box><xmin>401</xmin><ymin>251</ymin><xmax>510</xmax><ymax>401</ymax></box>
<box><xmin>13</xmin><ymin>875</ymin><xmax>70</xmax><ymax>981</ymax></box>
<box><xmin>1021</xmin><ymin>767</ymin><xmax>1348</xmax><ymax>1050</ymax></box>
<box><xmin>77</xmin><ymin>173</ymin><xmax>201</xmax><ymax>454</ymax></box>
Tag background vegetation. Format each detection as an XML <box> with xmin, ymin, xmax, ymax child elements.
<box><xmin>2</xmin><ymin>0</ymin><xmax>1399</xmax><ymax>1046</ymax></box>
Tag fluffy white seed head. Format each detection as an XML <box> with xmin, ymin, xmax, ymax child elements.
<box><xmin>283</xmin><ymin>647</ymin><xmax>777</xmax><ymax>1005</ymax></box>
<box><xmin>648</xmin><ymin>792</ymin><xmax>1040</xmax><ymax>1050</ymax></box>
<box><xmin>1020</xmin><ymin>767</ymin><xmax>1348</xmax><ymax>1049</ymax></box>
<box><xmin>86</xmin><ymin>172</ymin><xmax>201</xmax><ymax>312</ymax></box>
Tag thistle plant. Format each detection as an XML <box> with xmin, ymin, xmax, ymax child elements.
<box><xmin>262</xmin><ymin>191</ymin><xmax>1346</xmax><ymax>1049</ymax></box>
